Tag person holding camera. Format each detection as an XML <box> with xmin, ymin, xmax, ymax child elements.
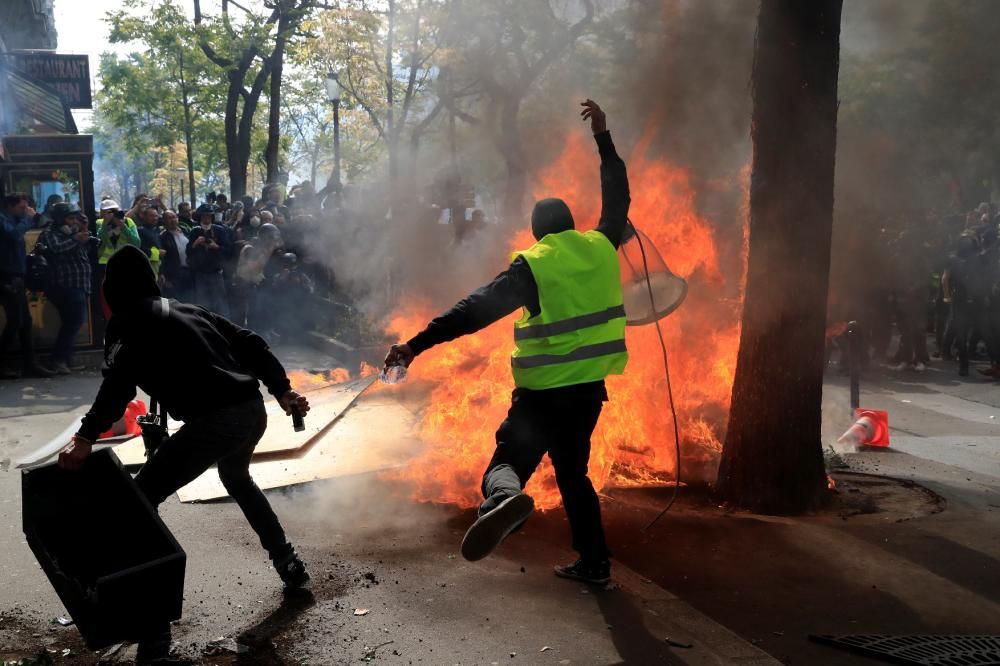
<box><xmin>188</xmin><ymin>203</ymin><xmax>232</xmax><ymax>317</ymax></box>
<box><xmin>96</xmin><ymin>199</ymin><xmax>140</xmax><ymax>269</ymax></box>
<box><xmin>39</xmin><ymin>203</ymin><xmax>94</xmax><ymax>374</ymax></box>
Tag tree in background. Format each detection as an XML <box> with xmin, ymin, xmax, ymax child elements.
<box><xmin>440</xmin><ymin>0</ymin><xmax>595</xmax><ymax>223</ymax></box>
<box><xmin>93</xmin><ymin>52</ymin><xmax>174</xmax><ymax>197</ymax></box>
<box><xmin>716</xmin><ymin>0</ymin><xmax>843</xmax><ymax>513</ymax></box>
<box><xmin>192</xmin><ymin>0</ymin><xmax>326</xmax><ymax>198</ymax></box>
<box><xmin>279</xmin><ymin>66</ymin><xmax>384</xmax><ymax>189</ymax></box>
<box><xmin>106</xmin><ymin>0</ymin><xmax>218</xmax><ymax>204</ymax></box>
<box><xmin>307</xmin><ymin>0</ymin><xmax>447</xmax><ymax>198</ymax></box>
<box><xmin>839</xmin><ymin>0</ymin><xmax>1000</xmax><ymax>213</ymax></box>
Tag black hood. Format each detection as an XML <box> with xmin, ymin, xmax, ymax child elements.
<box><xmin>103</xmin><ymin>245</ymin><xmax>160</xmax><ymax>315</ymax></box>
<box><xmin>531</xmin><ymin>198</ymin><xmax>575</xmax><ymax>240</ymax></box>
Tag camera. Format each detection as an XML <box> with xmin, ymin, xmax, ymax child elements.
<box><xmin>113</xmin><ymin>210</ymin><xmax>125</xmax><ymax>220</ymax></box>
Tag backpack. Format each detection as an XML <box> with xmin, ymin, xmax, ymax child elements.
<box><xmin>25</xmin><ymin>241</ymin><xmax>51</xmax><ymax>293</ymax></box>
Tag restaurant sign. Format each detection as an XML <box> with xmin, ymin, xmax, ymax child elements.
<box><xmin>10</xmin><ymin>52</ymin><xmax>92</xmax><ymax>109</ymax></box>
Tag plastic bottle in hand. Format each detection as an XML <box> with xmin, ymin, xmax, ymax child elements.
<box><xmin>380</xmin><ymin>363</ymin><xmax>408</xmax><ymax>385</ymax></box>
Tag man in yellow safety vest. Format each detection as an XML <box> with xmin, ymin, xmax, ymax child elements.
<box><xmin>385</xmin><ymin>99</ymin><xmax>630</xmax><ymax>585</ymax></box>
<box><xmin>95</xmin><ymin>199</ymin><xmax>141</xmax><ymax>267</ymax></box>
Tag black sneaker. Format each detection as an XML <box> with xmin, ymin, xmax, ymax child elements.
<box><xmin>460</xmin><ymin>493</ymin><xmax>535</xmax><ymax>562</ymax></box>
<box><xmin>554</xmin><ymin>559</ymin><xmax>611</xmax><ymax>586</ymax></box>
<box><xmin>274</xmin><ymin>550</ymin><xmax>310</xmax><ymax>589</ymax></box>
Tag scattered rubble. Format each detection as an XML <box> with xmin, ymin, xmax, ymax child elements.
<box><xmin>205</xmin><ymin>636</ymin><xmax>251</xmax><ymax>655</ymax></box>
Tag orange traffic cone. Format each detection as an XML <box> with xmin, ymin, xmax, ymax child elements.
<box><xmin>837</xmin><ymin>408</ymin><xmax>890</xmax><ymax>448</ymax></box>
<box><xmin>98</xmin><ymin>399</ymin><xmax>148</xmax><ymax>439</ymax></box>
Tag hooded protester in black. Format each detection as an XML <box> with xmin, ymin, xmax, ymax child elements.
<box><xmin>66</xmin><ymin>246</ymin><xmax>309</xmax><ymax>660</ymax></box>
<box><xmin>103</xmin><ymin>244</ymin><xmax>160</xmax><ymax>314</ymax></box>
<box><xmin>79</xmin><ymin>245</ymin><xmax>291</xmax><ymax>441</ymax></box>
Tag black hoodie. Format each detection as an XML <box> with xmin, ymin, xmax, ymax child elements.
<box><xmin>77</xmin><ymin>246</ymin><xmax>291</xmax><ymax>441</ymax></box>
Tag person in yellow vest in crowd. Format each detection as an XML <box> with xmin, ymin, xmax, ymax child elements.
<box><xmin>384</xmin><ymin>99</ymin><xmax>630</xmax><ymax>585</ymax></box>
<box><xmin>136</xmin><ymin>205</ymin><xmax>164</xmax><ymax>280</ymax></box>
<box><xmin>95</xmin><ymin>199</ymin><xmax>141</xmax><ymax>269</ymax></box>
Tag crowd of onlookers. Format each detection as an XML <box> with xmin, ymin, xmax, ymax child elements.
<box><xmin>0</xmin><ymin>182</ymin><xmax>328</xmax><ymax>378</ymax></box>
<box><xmin>830</xmin><ymin>201</ymin><xmax>1000</xmax><ymax>380</ymax></box>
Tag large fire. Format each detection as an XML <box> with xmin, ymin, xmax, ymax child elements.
<box><xmin>385</xmin><ymin>130</ymin><xmax>743</xmax><ymax>509</ymax></box>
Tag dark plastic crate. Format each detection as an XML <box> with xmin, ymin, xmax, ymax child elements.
<box><xmin>22</xmin><ymin>448</ymin><xmax>186</xmax><ymax>650</ymax></box>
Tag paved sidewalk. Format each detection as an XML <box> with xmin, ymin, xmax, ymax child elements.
<box><xmin>0</xmin><ymin>368</ymin><xmax>776</xmax><ymax>665</ymax></box>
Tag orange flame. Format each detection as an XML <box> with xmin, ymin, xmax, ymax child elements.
<box><xmin>288</xmin><ymin>367</ymin><xmax>352</xmax><ymax>392</ymax></box>
<box><xmin>386</xmin><ymin>131</ymin><xmax>744</xmax><ymax>509</ymax></box>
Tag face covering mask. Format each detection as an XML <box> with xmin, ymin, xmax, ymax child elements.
<box><xmin>250</xmin><ymin>216</ymin><xmax>261</xmax><ymax>228</ymax></box>
<box><xmin>60</xmin><ymin>224</ymin><xmax>72</xmax><ymax>235</ymax></box>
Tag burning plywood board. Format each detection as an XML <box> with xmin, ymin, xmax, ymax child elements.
<box><xmin>115</xmin><ymin>377</ymin><xmax>376</xmax><ymax>467</ymax></box>
<box><xmin>176</xmin><ymin>392</ymin><xmax>419</xmax><ymax>502</ymax></box>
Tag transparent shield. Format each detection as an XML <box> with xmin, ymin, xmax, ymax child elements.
<box><xmin>618</xmin><ymin>224</ymin><xmax>688</xmax><ymax>325</ymax></box>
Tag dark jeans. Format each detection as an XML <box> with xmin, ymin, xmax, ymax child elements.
<box><xmin>47</xmin><ymin>286</ymin><xmax>88</xmax><ymax>364</ymax></box>
<box><xmin>481</xmin><ymin>390</ymin><xmax>610</xmax><ymax>562</ymax></box>
<box><xmin>0</xmin><ymin>275</ymin><xmax>34</xmax><ymax>364</ymax></box>
<box><xmin>978</xmin><ymin>298</ymin><xmax>1000</xmax><ymax>365</ymax></box>
<box><xmin>134</xmin><ymin>397</ymin><xmax>289</xmax><ymax>558</ymax></box>
<box><xmin>948</xmin><ymin>301</ymin><xmax>974</xmax><ymax>373</ymax></box>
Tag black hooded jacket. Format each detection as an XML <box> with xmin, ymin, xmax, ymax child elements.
<box><xmin>77</xmin><ymin>246</ymin><xmax>291</xmax><ymax>441</ymax></box>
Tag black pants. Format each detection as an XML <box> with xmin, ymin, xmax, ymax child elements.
<box><xmin>480</xmin><ymin>390</ymin><xmax>610</xmax><ymax>562</ymax></box>
<box><xmin>948</xmin><ymin>301</ymin><xmax>974</xmax><ymax>373</ymax></box>
<box><xmin>0</xmin><ymin>275</ymin><xmax>34</xmax><ymax>364</ymax></box>
<box><xmin>134</xmin><ymin>396</ymin><xmax>290</xmax><ymax>558</ymax></box>
<box><xmin>894</xmin><ymin>294</ymin><xmax>929</xmax><ymax>363</ymax></box>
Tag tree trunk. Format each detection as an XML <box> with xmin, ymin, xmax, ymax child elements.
<box><xmin>310</xmin><ymin>144</ymin><xmax>319</xmax><ymax>187</ymax></box>
<box><xmin>177</xmin><ymin>48</ymin><xmax>198</xmax><ymax>205</ymax></box>
<box><xmin>385</xmin><ymin>0</ymin><xmax>398</xmax><ymax>191</ymax></box>
<box><xmin>224</xmin><ymin>69</ymin><xmax>245</xmax><ymax>200</ymax></box>
<box><xmin>715</xmin><ymin>0</ymin><xmax>843</xmax><ymax>514</ymax></box>
<box><xmin>264</xmin><ymin>7</ymin><xmax>289</xmax><ymax>184</ymax></box>
<box><xmin>499</xmin><ymin>96</ymin><xmax>526</xmax><ymax>225</ymax></box>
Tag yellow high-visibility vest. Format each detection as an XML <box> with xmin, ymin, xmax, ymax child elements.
<box><xmin>511</xmin><ymin>229</ymin><xmax>628</xmax><ymax>390</ymax></box>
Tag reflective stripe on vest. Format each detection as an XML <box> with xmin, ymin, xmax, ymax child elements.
<box><xmin>514</xmin><ymin>304</ymin><xmax>626</xmax><ymax>341</ymax></box>
<box><xmin>511</xmin><ymin>339</ymin><xmax>627</xmax><ymax>369</ymax></box>
<box><xmin>511</xmin><ymin>229</ymin><xmax>628</xmax><ymax>390</ymax></box>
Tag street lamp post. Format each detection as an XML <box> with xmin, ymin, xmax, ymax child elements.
<box><xmin>324</xmin><ymin>72</ymin><xmax>342</xmax><ymax>193</ymax></box>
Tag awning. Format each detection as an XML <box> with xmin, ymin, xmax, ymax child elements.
<box><xmin>4</xmin><ymin>66</ymin><xmax>77</xmax><ymax>134</ymax></box>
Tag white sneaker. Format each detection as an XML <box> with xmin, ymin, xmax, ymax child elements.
<box><xmin>914</xmin><ymin>361</ymin><xmax>927</xmax><ymax>372</ymax></box>
<box><xmin>892</xmin><ymin>362</ymin><xmax>909</xmax><ymax>371</ymax></box>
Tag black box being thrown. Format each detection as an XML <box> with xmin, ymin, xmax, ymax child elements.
<box><xmin>21</xmin><ymin>448</ymin><xmax>186</xmax><ymax>649</ymax></box>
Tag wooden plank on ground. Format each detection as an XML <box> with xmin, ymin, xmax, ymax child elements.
<box><xmin>176</xmin><ymin>392</ymin><xmax>419</xmax><ymax>502</ymax></box>
<box><xmin>115</xmin><ymin>377</ymin><xmax>375</xmax><ymax>466</ymax></box>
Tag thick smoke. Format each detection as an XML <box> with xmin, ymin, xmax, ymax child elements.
<box><xmin>311</xmin><ymin>0</ymin><xmax>954</xmax><ymax>460</ymax></box>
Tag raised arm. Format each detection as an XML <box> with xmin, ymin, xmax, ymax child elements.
<box><xmin>581</xmin><ymin>100</ymin><xmax>631</xmax><ymax>249</ymax></box>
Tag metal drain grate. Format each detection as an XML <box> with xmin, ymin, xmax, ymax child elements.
<box><xmin>810</xmin><ymin>634</ymin><xmax>1000</xmax><ymax>665</ymax></box>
